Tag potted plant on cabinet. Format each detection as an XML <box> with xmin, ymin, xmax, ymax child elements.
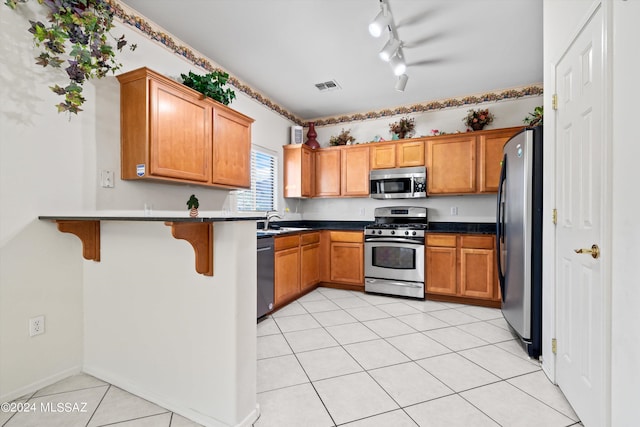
<box><xmin>5</xmin><ymin>0</ymin><xmax>136</xmax><ymax>114</ymax></box>
<box><xmin>523</xmin><ymin>106</ymin><xmax>543</xmax><ymax>127</ymax></box>
<box><xmin>463</xmin><ymin>108</ymin><xmax>494</xmax><ymax>131</ymax></box>
<box><xmin>389</xmin><ymin>117</ymin><xmax>416</xmax><ymax>139</ymax></box>
<box><xmin>329</xmin><ymin>129</ymin><xmax>356</xmax><ymax>146</ymax></box>
<box><xmin>180</xmin><ymin>70</ymin><xmax>236</xmax><ymax>105</ymax></box>
<box><xmin>186</xmin><ymin>194</ymin><xmax>199</xmax><ymax>217</ymax></box>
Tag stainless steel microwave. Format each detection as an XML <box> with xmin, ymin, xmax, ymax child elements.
<box><xmin>369</xmin><ymin>166</ymin><xmax>427</xmax><ymax>199</ymax></box>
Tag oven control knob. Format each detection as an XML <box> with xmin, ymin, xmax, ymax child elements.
<box><xmin>412</xmin><ymin>231</ymin><xmax>417</xmax><ymax>236</ymax></box>
<box><xmin>377</xmin><ymin>230</ymin><xmax>382</xmax><ymax>235</ymax></box>
<box><xmin>405</xmin><ymin>231</ymin><xmax>409</xmax><ymax>236</ymax></box>
<box><xmin>391</xmin><ymin>230</ymin><xmax>395</xmax><ymax>235</ymax></box>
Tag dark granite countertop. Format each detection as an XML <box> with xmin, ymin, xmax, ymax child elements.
<box><xmin>40</xmin><ymin>211</ymin><xmax>265</xmax><ymax>223</ymax></box>
<box><xmin>258</xmin><ymin>220</ymin><xmax>496</xmax><ymax>237</ymax></box>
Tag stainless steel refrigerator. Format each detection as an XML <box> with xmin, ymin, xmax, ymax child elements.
<box><xmin>496</xmin><ymin>126</ymin><xmax>543</xmax><ymax>358</ymax></box>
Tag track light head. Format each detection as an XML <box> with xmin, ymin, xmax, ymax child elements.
<box><xmin>368</xmin><ymin>3</ymin><xmax>391</xmax><ymax>38</ymax></box>
<box><xmin>395</xmin><ymin>74</ymin><xmax>408</xmax><ymax>92</ymax></box>
<box><xmin>389</xmin><ymin>52</ymin><xmax>406</xmax><ymax>76</ymax></box>
<box><xmin>379</xmin><ymin>37</ymin><xmax>401</xmax><ymax>62</ymax></box>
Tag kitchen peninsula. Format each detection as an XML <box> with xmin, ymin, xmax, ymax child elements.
<box><xmin>38</xmin><ymin>212</ymin><xmax>264</xmax><ymax>427</ymax></box>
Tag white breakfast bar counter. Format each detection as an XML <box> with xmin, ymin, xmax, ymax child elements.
<box><xmin>39</xmin><ymin>211</ymin><xmax>265</xmax><ymax>427</ymax></box>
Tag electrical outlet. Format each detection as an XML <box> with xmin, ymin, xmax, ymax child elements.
<box><xmin>29</xmin><ymin>316</ymin><xmax>45</xmax><ymax>337</ymax></box>
<box><xmin>450</xmin><ymin>206</ymin><xmax>458</xmax><ymax>216</ymax></box>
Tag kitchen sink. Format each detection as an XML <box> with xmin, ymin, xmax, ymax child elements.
<box><xmin>257</xmin><ymin>227</ymin><xmax>311</xmax><ymax>236</ymax></box>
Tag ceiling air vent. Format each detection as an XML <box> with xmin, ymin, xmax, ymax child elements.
<box><xmin>314</xmin><ymin>80</ymin><xmax>341</xmax><ymax>92</ymax></box>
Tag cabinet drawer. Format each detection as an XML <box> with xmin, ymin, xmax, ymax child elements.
<box><xmin>460</xmin><ymin>235</ymin><xmax>494</xmax><ymax>249</ymax></box>
<box><xmin>329</xmin><ymin>231</ymin><xmax>363</xmax><ymax>243</ymax></box>
<box><xmin>301</xmin><ymin>232</ymin><xmax>320</xmax><ymax>245</ymax></box>
<box><xmin>275</xmin><ymin>234</ymin><xmax>300</xmax><ymax>251</ymax></box>
<box><xmin>426</xmin><ymin>234</ymin><xmax>457</xmax><ymax>247</ymax></box>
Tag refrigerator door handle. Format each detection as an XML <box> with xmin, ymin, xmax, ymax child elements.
<box><xmin>496</xmin><ymin>154</ymin><xmax>507</xmax><ymax>302</ymax></box>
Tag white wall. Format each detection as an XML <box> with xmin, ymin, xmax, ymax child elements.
<box><xmin>0</xmin><ymin>3</ymin><xmax>85</xmax><ymax>401</ymax></box>
<box><xmin>610</xmin><ymin>0</ymin><xmax>640</xmax><ymax>424</ymax></box>
<box><xmin>0</xmin><ymin>1</ymin><xmax>294</xmax><ymax>405</ymax></box>
<box><xmin>301</xmin><ymin>96</ymin><xmax>542</xmax><ymax>222</ymax></box>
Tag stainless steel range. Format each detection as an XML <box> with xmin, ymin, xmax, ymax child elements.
<box><xmin>364</xmin><ymin>206</ymin><xmax>427</xmax><ymax>299</ymax></box>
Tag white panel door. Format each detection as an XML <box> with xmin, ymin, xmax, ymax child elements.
<box><xmin>555</xmin><ymin>5</ymin><xmax>606</xmax><ymax>427</ymax></box>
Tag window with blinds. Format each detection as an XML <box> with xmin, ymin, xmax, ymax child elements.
<box><xmin>236</xmin><ymin>148</ymin><xmax>277</xmax><ymax>212</ymax></box>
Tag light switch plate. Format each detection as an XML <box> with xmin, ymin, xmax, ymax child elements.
<box><xmin>101</xmin><ymin>170</ymin><xmax>114</xmax><ymax>188</ymax></box>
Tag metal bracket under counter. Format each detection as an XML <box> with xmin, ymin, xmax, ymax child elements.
<box><xmin>40</xmin><ymin>214</ymin><xmax>264</xmax><ymax>277</ymax></box>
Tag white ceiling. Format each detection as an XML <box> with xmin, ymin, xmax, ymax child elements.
<box><xmin>119</xmin><ymin>0</ymin><xmax>543</xmax><ymax>121</ymax></box>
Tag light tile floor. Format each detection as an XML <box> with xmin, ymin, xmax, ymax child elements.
<box><xmin>1</xmin><ymin>287</ymin><xmax>583</xmax><ymax>427</ymax></box>
<box><xmin>255</xmin><ymin>287</ymin><xmax>583</xmax><ymax>427</ymax></box>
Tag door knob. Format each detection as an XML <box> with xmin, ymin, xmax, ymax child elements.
<box><xmin>574</xmin><ymin>244</ymin><xmax>600</xmax><ymax>259</ymax></box>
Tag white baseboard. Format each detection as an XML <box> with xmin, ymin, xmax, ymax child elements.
<box><xmin>83</xmin><ymin>365</ymin><xmax>259</xmax><ymax>427</ymax></box>
<box><xmin>0</xmin><ymin>365</ymin><xmax>82</xmax><ymax>404</ymax></box>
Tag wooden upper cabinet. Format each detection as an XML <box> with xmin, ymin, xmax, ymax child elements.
<box><xmin>397</xmin><ymin>140</ymin><xmax>425</xmax><ymax>167</ymax></box>
<box><xmin>427</xmin><ymin>134</ymin><xmax>477</xmax><ymax>194</ymax></box>
<box><xmin>426</xmin><ymin>127</ymin><xmax>522</xmax><ymax>195</ymax></box>
<box><xmin>148</xmin><ymin>79</ymin><xmax>212</xmax><ymax>182</ymax></box>
<box><xmin>211</xmin><ymin>107</ymin><xmax>252</xmax><ymax>188</ymax></box>
<box><xmin>283</xmin><ymin>144</ymin><xmax>314</xmax><ymax>198</ymax></box>
<box><xmin>315</xmin><ymin>148</ymin><xmax>342</xmax><ymax>197</ymax></box>
<box><xmin>341</xmin><ymin>145</ymin><xmax>370</xmax><ymax>197</ymax></box>
<box><xmin>370</xmin><ymin>139</ymin><xmax>425</xmax><ymax>169</ymax></box>
<box><xmin>477</xmin><ymin>127</ymin><xmax>522</xmax><ymax>193</ymax></box>
<box><xmin>118</xmin><ymin>67</ymin><xmax>253</xmax><ymax>189</ymax></box>
<box><xmin>370</xmin><ymin>143</ymin><xmax>397</xmax><ymax>169</ymax></box>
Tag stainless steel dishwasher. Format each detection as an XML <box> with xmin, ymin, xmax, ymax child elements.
<box><xmin>257</xmin><ymin>236</ymin><xmax>274</xmax><ymax>319</ymax></box>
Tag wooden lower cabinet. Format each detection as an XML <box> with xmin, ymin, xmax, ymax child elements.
<box><xmin>328</xmin><ymin>231</ymin><xmax>364</xmax><ymax>287</ymax></box>
<box><xmin>274</xmin><ymin>235</ymin><xmax>300</xmax><ymax>306</ymax></box>
<box><xmin>426</xmin><ymin>233</ymin><xmax>499</xmax><ymax>307</ymax></box>
<box><xmin>274</xmin><ymin>232</ymin><xmax>322</xmax><ymax>308</ymax></box>
<box><xmin>300</xmin><ymin>232</ymin><xmax>321</xmax><ymax>292</ymax></box>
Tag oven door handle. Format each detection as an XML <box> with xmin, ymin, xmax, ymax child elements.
<box><xmin>365</xmin><ymin>279</ymin><xmax>423</xmax><ymax>289</ymax></box>
<box><xmin>364</xmin><ymin>237</ymin><xmax>424</xmax><ymax>244</ymax></box>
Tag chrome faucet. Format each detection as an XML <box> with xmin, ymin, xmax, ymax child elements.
<box><xmin>263</xmin><ymin>211</ymin><xmax>282</xmax><ymax>230</ymax></box>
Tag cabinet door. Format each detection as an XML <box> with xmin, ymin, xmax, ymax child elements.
<box><xmin>370</xmin><ymin>143</ymin><xmax>396</xmax><ymax>169</ymax></box>
<box><xmin>211</xmin><ymin>107</ymin><xmax>252</xmax><ymax>188</ymax></box>
<box><xmin>341</xmin><ymin>146</ymin><xmax>370</xmax><ymax>196</ymax></box>
<box><xmin>459</xmin><ymin>248</ymin><xmax>495</xmax><ymax>299</ymax></box>
<box><xmin>301</xmin><ymin>243</ymin><xmax>321</xmax><ymax>292</ymax></box>
<box><xmin>330</xmin><ymin>242</ymin><xmax>364</xmax><ymax>286</ymax></box>
<box><xmin>397</xmin><ymin>140</ymin><xmax>425</xmax><ymax>167</ymax></box>
<box><xmin>274</xmin><ymin>247</ymin><xmax>300</xmax><ymax>306</ymax></box>
<box><xmin>315</xmin><ymin>149</ymin><xmax>341</xmax><ymax>197</ymax></box>
<box><xmin>477</xmin><ymin>128</ymin><xmax>519</xmax><ymax>193</ymax></box>
<box><xmin>426</xmin><ymin>135</ymin><xmax>476</xmax><ymax>194</ymax></box>
<box><xmin>425</xmin><ymin>246</ymin><xmax>457</xmax><ymax>295</ymax></box>
<box><xmin>149</xmin><ymin>79</ymin><xmax>212</xmax><ymax>182</ymax></box>
<box><xmin>283</xmin><ymin>145</ymin><xmax>314</xmax><ymax>198</ymax></box>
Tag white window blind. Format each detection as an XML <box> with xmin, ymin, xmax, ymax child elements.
<box><xmin>236</xmin><ymin>148</ymin><xmax>277</xmax><ymax>212</ymax></box>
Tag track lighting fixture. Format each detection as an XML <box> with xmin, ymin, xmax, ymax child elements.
<box><xmin>389</xmin><ymin>52</ymin><xmax>406</xmax><ymax>76</ymax></box>
<box><xmin>395</xmin><ymin>74</ymin><xmax>408</xmax><ymax>92</ymax></box>
<box><xmin>368</xmin><ymin>2</ymin><xmax>391</xmax><ymax>37</ymax></box>
<box><xmin>369</xmin><ymin>0</ymin><xmax>410</xmax><ymax>90</ymax></box>
<box><xmin>379</xmin><ymin>36</ymin><xmax>401</xmax><ymax>62</ymax></box>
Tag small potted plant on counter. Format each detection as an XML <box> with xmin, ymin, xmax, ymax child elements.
<box><xmin>464</xmin><ymin>108</ymin><xmax>494</xmax><ymax>131</ymax></box>
<box><xmin>187</xmin><ymin>194</ymin><xmax>199</xmax><ymax>217</ymax></box>
<box><xmin>389</xmin><ymin>117</ymin><xmax>416</xmax><ymax>139</ymax></box>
